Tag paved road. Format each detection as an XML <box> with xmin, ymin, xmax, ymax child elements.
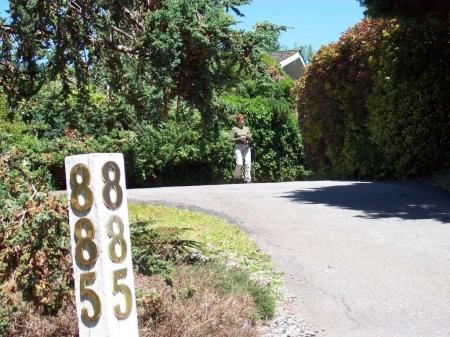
<box><xmin>128</xmin><ymin>181</ymin><xmax>450</xmax><ymax>337</ymax></box>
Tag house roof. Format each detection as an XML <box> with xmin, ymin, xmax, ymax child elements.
<box><xmin>270</xmin><ymin>50</ymin><xmax>299</xmax><ymax>63</ymax></box>
<box><xmin>269</xmin><ymin>49</ymin><xmax>307</xmax><ymax>80</ymax></box>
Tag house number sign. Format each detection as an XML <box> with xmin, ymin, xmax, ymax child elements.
<box><xmin>65</xmin><ymin>153</ymin><xmax>139</xmax><ymax>337</ymax></box>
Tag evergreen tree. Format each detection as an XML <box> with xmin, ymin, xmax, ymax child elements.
<box><xmin>358</xmin><ymin>0</ymin><xmax>450</xmax><ymax>21</ymax></box>
<box><xmin>0</xmin><ymin>0</ymin><xmax>285</xmax><ymax>120</ymax></box>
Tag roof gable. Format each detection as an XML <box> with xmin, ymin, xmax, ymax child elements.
<box><xmin>269</xmin><ymin>50</ymin><xmax>307</xmax><ymax>80</ymax></box>
<box><xmin>270</xmin><ymin>50</ymin><xmax>299</xmax><ymax>63</ymax></box>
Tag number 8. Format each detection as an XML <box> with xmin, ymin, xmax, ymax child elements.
<box><xmin>102</xmin><ymin>161</ymin><xmax>123</xmax><ymax>209</ymax></box>
<box><xmin>107</xmin><ymin>215</ymin><xmax>127</xmax><ymax>263</ymax></box>
<box><xmin>70</xmin><ymin>164</ymin><xmax>93</xmax><ymax>211</ymax></box>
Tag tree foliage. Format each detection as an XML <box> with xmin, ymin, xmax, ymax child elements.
<box><xmin>251</xmin><ymin>20</ymin><xmax>286</xmax><ymax>52</ymax></box>
<box><xmin>367</xmin><ymin>20</ymin><xmax>450</xmax><ymax>176</ymax></box>
<box><xmin>0</xmin><ymin>0</ymin><xmax>284</xmax><ymax>121</ymax></box>
<box><xmin>297</xmin><ymin>19</ymin><xmax>388</xmax><ymax>176</ymax></box>
<box><xmin>297</xmin><ymin>18</ymin><xmax>450</xmax><ymax>178</ymax></box>
<box><xmin>358</xmin><ymin>0</ymin><xmax>450</xmax><ymax>21</ymax></box>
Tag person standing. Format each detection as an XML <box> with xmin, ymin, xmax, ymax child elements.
<box><xmin>231</xmin><ymin>113</ymin><xmax>252</xmax><ymax>183</ymax></box>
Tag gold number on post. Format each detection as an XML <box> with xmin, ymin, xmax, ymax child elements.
<box><xmin>74</xmin><ymin>218</ymin><xmax>98</xmax><ymax>267</ymax></box>
<box><xmin>112</xmin><ymin>268</ymin><xmax>133</xmax><ymax>319</ymax></box>
<box><xmin>107</xmin><ymin>215</ymin><xmax>127</xmax><ymax>263</ymax></box>
<box><xmin>70</xmin><ymin>164</ymin><xmax>93</xmax><ymax>211</ymax></box>
<box><xmin>80</xmin><ymin>272</ymin><xmax>102</xmax><ymax>324</ymax></box>
<box><xmin>102</xmin><ymin>161</ymin><xmax>123</xmax><ymax>210</ymax></box>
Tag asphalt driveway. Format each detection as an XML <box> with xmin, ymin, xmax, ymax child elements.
<box><xmin>128</xmin><ymin>181</ymin><xmax>450</xmax><ymax>337</ymax></box>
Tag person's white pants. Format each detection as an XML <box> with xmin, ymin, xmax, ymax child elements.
<box><xmin>233</xmin><ymin>144</ymin><xmax>251</xmax><ymax>182</ymax></box>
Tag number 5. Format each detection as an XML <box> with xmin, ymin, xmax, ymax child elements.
<box><xmin>80</xmin><ymin>272</ymin><xmax>101</xmax><ymax>324</ymax></box>
<box><xmin>113</xmin><ymin>268</ymin><xmax>133</xmax><ymax>319</ymax></box>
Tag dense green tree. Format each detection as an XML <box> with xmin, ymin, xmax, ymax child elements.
<box><xmin>297</xmin><ymin>18</ymin><xmax>450</xmax><ymax>178</ymax></box>
<box><xmin>358</xmin><ymin>0</ymin><xmax>450</xmax><ymax>21</ymax></box>
<box><xmin>297</xmin><ymin>19</ymin><xmax>388</xmax><ymax>176</ymax></box>
<box><xmin>251</xmin><ymin>20</ymin><xmax>286</xmax><ymax>52</ymax></box>
<box><xmin>0</xmin><ymin>0</ymin><xmax>284</xmax><ymax>121</ymax></box>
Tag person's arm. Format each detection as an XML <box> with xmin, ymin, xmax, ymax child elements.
<box><xmin>246</xmin><ymin>128</ymin><xmax>252</xmax><ymax>141</ymax></box>
<box><xmin>231</xmin><ymin>128</ymin><xmax>239</xmax><ymax>142</ymax></box>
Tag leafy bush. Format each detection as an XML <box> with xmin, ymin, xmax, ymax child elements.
<box><xmin>0</xmin><ymin>121</ymin><xmax>97</xmax><ymax>189</ymax></box>
<box><xmin>297</xmin><ymin>18</ymin><xmax>450</xmax><ymax>178</ymax></box>
<box><xmin>367</xmin><ymin>20</ymin><xmax>450</xmax><ymax>177</ymax></box>
<box><xmin>0</xmin><ymin>149</ymin><xmax>73</xmax><ymax>317</ymax></box>
<box><xmin>130</xmin><ymin>220</ymin><xmax>201</xmax><ymax>276</ymax></box>
<box><xmin>13</xmin><ymin>81</ymin><xmax>138</xmax><ymax>138</ymax></box>
<box><xmin>297</xmin><ymin>19</ymin><xmax>388</xmax><ymax>177</ymax></box>
<box><xmin>6</xmin><ymin>82</ymin><xmax>307</xmax><ymax>187</ymax></box>
<box><xmin>0</xmin><ymin>92</ymin><xmax>7</xmax><ymax>120</ymax></box>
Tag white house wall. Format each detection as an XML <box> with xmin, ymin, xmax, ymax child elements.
<box><xmin>282</xmin><ymin>58</ymin><xmax>305</xmax><ymax>80</ymax></box>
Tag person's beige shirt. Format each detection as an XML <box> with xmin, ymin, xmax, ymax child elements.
<box><xmin>231</xmin><ymin>126</ymin><xmax>252</xmax><ymax>144</ymax></box>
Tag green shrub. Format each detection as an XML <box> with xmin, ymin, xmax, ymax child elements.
<box><xmin>130</xmin><ymin>220</ymin><xmax>201</xmax><ymax>276</ymax></box>
<box><xmin>432</xmin><ymin>170</ymin><xmax>450</xmax><ymax>192</ymax></box>
<box><xmin>11</xmin><ymin>81</ymin><xmax>140</xmax><ymax>138</ymax></box>
<box><xmin>129</xmin><ymin>115</ymin><xmax>203</xmax><ymax>186</ymax></box>
<box><xmin>367</xmin><ymin>20</ymin><xmax>450</xmax><ymax>177</ymax></box>
<box><xmin>0</xmin><ymin>92</ymin><xmax>7</xmax><ymax>121</ymax></box>
<box><xmin>0</xmin><ymin>291</ymin><xmax>13</xmax><ymax>336</ymax></box>
<box><xmin>297</xmin><ymin>19</ymin><xmax>388</xmax><ymax>177</ymax></box>
<box><xmin>297</xmin><ymin>18</ymin><xmax>450</xmax><ymax>178</ymax></box>
<box><xmin>0</xmin><ymin>149</ymin><xmax>73</xmax><ymax>316</ymax></box>
<box><xmin>2</xmin><ymin>60</ymin><xmax>307</xmax><ymax>187</ymax></box>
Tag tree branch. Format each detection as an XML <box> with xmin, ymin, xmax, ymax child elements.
<box><xmin>123</xmin><ymin>7</ymin><xmax>144</xmax><ymax>32</ymax></box>
<box><xmin>0</xmin><ymin>25</ymin><xmax>13</xmax><ymax>33</ymax></box>
<box><xmin>112</xmin><ymin>26</ymin><xmax>134</xmax><ymax>41</ymax></box>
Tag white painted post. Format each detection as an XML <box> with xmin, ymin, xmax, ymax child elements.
<box><xmin>65</xmin><ymin>153</ymin><xmax>139</xmax><ymax>337</ymax></box>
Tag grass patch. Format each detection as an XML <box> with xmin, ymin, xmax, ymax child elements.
<box><xmin>129</xmin><ymin>203</ymin><xmax>280</xmax><ymax>286</ymax></box>
<box><xmin>129</xmin><ymin>203</ymin><xmax>279</xmax><ymax>320</ymax></box>
<box><xmin>187</xmin><ymin>263</ymin><xmax>275</xmax><ymax>320</ymax></box>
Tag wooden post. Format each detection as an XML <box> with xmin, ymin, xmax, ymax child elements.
<box><xmin>65</xmin><ymin>153</ymin><xmax>139</xmax><ymax>337</ymax></box>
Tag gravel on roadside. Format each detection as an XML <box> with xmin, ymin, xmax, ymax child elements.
<box><xmin>260</xmin><ymin>292</ymin><xmax>320</xmax><ymax>337</ymax></box>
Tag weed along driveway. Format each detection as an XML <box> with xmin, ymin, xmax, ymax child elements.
<box><xmin>128</xmin><ymin>181</ymin><xmax>450</xmax><ymax>337</ymax></box>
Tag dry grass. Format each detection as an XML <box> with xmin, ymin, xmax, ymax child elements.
<box><xmin>136</xmin><ymin>266</ymin><xmax>260</xmax><ymax>337</ymax></box>
<box><xmin>5</xmin><ymin>304</ymin><xmax>77</xmax><ymax>337</ymax></box>
<box><xmin>5</xmin><ymin>265</ymin><xmax>261</xmax><ymax>337</ymax></box>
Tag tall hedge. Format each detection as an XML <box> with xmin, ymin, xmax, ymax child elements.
<box><xmin>297</xmin><ymin>18</ymin><xmax>450</xmax><ymax>178</ymax></box>
<box><xmin>367</xmin><ymin>21</ymin><xmax>450</xmax><ymax>176</ymax></box>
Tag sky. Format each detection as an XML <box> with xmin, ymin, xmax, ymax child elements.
<box><xmin>0</xmin><ymin>1</ymin><xmax>7</xmax><ymax>16</ymax></box>
<box><xmin>0</xmin><ymin>0</ymin><xmax>365</xmax><ymax>51</ymax></box>
<box><xmin>233</xmin><ymin>0</ymin><xmax>366</xmax><ymax>51</ymax></box>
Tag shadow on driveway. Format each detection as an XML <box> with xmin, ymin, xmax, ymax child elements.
<box><xmin>283</xmin><ymin>181</ymin><xmax>450</xmax><ymax>223</ymax></box>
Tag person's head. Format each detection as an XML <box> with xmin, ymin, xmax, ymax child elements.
<box><xmin>236</xmin><ymin>113</ymin><xmax>245</xmax><ymax>128</ymax></box>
